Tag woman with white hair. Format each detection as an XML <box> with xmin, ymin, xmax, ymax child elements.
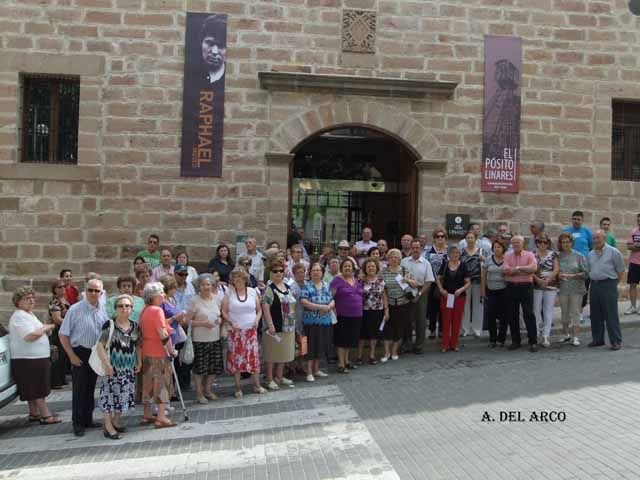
<box><xmin>139</xmin><ymin>282</ymin><xmax>177</xmax><ymax>428</ymax></box>
<box><xmin>186</xmin><ymin>273</ymin><xmax>224</xmax><ymax>403</ymax></box>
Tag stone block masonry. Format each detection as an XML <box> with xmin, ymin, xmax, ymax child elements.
<box><xmin>1</xmin><ymin>0</ymin><xmax>640</xmax><ymax>319</ymax></box>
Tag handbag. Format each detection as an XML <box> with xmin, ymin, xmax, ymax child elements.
<box><xmin>175</xmin><ymin>324</ymin><xmax>188</xmax><ymax>344</ymax></box>
<box><xmin>179</xmin><ymin>323</ymin><xmax>194</xmax><ymax>365</ymax></box>
<box><xmin>88</xmin><ymin>320</ymin><xmax>114</xmax><ymax>376</ymax></box>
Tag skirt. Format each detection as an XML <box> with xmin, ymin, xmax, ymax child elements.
<box><xmin>192</xmin><ymin>340</ymin><xmax>224</xmax><ymax>376</ymax></box>
<box><xmin>226</xmin><ymin>327</ymin><xmax>260</xmax><ymax>374</ymax></box>
<box><xmin>263</xmin><ymin>330</ymin><xmax>295</xmax><ymax>363</ymax></box>
<box><xmin>383</xmin><ymin>303</ymin><xmax>411</xmax><ymax>341</ymax></box>
<box><xmin>360</xmin><ymin>310</ymin><xmax>384</xmax><ymax>340</ymax></box>
<box><xmin>11</xmin><ymin>358</ymin><xmax>51</xmax><ymax>401</ymax></box>
<box><xmin>99</xmin><ymin>370</ymin><xmax>136</xmax><ymax>413</ymax></box>
<box><xmin>334</xmin><ymin>316</ymin><xmax>362</xmax><ymax>348</ymax></box>
<box><xmin>50</xmin><ymin>326</ymin><xmax>69</xmax><ymax>387</ymax></box>
<box><xmin>305</xmin><ymin>324</ymin><xmax>331</xmax><ymax>360</ymax></box>
<box><xmin>142</xmin><ymin>357</ymin><xmax>173</xmax><ymax>405</ymax></box>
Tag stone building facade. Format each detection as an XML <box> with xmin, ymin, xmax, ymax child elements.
<box><xmin>1</xmin><ymin>0</ymin><xmax>639</xmax><ymax>316</ymax></box>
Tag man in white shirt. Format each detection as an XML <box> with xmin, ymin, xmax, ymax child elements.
<box><xmin>458</xmin><ymin>223</ymin><xmax>482</xmax><ymax>250</ymax></box>
<box><xmin>400</xmin><ymin>240</ymin><xmax>435</xmax><ymax>354</ymax></box>
<box><xmin>245</xmin><ymin>237</ymin><xmax>265</xmax><ymax>284</ymax></box>
<box><xmin>355</xmin><ymin>227</ymin><xmax>377</xmax><ymax>257</ymax></box>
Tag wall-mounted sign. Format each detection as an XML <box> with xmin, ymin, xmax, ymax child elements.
<box><xmin>446</xmin><ymin>214</ymin><xmax>469</xmax><ymax>239</ymax></box>
<box><xmin>180</xmin><ymin>13</ymin><xmax>227</xmax><ymax>177</ymax></box>
<box><xmin>481</xmin><ymin>36</ymin><xmax>522</xmax><ymax>193</ymax></box>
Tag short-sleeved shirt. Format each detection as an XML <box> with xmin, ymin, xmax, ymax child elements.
<box><xmin>503</xmin><ymin>250</ymin><xmax>537</xmax><ymax>284</ymax></box>
<box><xmin>139</xmin><ymin>305</ymin><xmax>170</xmax><ymax>358</ymax></box>
<box><xmin>98</xmin><ymin>320</ymin><xmax>139</xmax><ymax>373</ymax></box>
<box><xmin>60</xmin><ymin>299</ymin><xmax>109</xmax><ymax>349</ymax></box>
<box><xmin>483</xmin><ymin>255</ymin><xmax>507</xmax><ymax>291</ymax></box>
<box><xmin>534</xmin><ymin>250</ymin><xmax>558</xmax><ymax>290</ymax></box>
<box><xmin>558</xmin><ymin>250</ymin><xmax>587</xmax><ymax>295</ymax></box>
<box><xmin>188</xmin><ymin>295</ymin><xmax>221</xmax><ymax>342</ymax></box>
<box><xmin>605</xmin><ymin>232</ymin><xmax>617</xmax><ymax>248</ymax></box>
<box><xmin>64</xmin><ymin>284</ymin><xmax>79</xmax><ymax>305</ymax></box>
<box><xmin>330</xmin><ymin>276</ymin><xmax>364</xmax><ymax>318</ymax></box>
<box><xmin>174</xmin><ymin>283</ymin><xmax>196</xmax><ymax>313</ymax></box>
<box><xmin>9</xmin><ymin>310</ymin><xmax>50</xmax><ymax>359</ymax></box>
<box><xmin>262</xmin><ymin>283</ymin><xmax>297</xmax><ymax>333</ymax></box>
<box><xmin>400</xmin><ymin>256</ymin><xmax>435</xmax><ymax>287</ymax></box>
<box><xmin>207</xmin><ymin>258</ymin><xmax>234</xmax><ymax>283</ymax></box>
<box><xmin>162</xmin><ymin>300</ymin><xmax>182</xmax><ymax>345</ymax></box>
<box><xmin>106</xmin><ymin>295</ymin><xmax>144</xmax><ymax>323</ymax></box>
<box><xmin>355</xmin><ymin>240</ymin><xmax>377</xmax><ymax>255</ymax></box>
<box><xmin>361</xmin><ymin>276</ymin><xmax>386</xmax><ymax>311</ymax></box>
<box><xmin>563</xmin><ymin>226</ymin><xmax>593</xmax><ymax>258</ymax></box>
<box><xmin>151</xmin><ymin>265</ymin><xmax>174</xmax><ymax>282</ymax></box>
<box><xmin>425</xmin><ymin>246</ymin><xmax>449</xmax><ymax>278</ymax></box>
<box><xmin>587</xmin><ymin>245</ymin><xmax>626</xmax><ymax>281</ymax></box>
<box><xmin>438</xmin><ymin>262</ymin><xmax>469</xmax><ymax>295</ymax></box>
<box><xmin>380</xmin><ymin>267</ymin><xmax>410</xmax><ymax>306</ymax></box>
<box><xmin>48</xmin><ymin>297</ymin><xmax>70</xmax><ymax>324</ymax></box>
<box><xmin>300</xmin><ymin>281</ymin><xmax>333</xmax><ymax>326</ymax></box>
<box><xmin>461</xmin><ymin>248</ymin><xmax>482</xmax><ymax>283</ymax></box>
<box><xmin>138</xmin><ymin>249</ymin><xmax>161</xmax><ymax>269</ymax></box>
<box><xmin>629</xmin><ymin>227</ymin><xmax>640</xmax><ymax>265</ymax></box>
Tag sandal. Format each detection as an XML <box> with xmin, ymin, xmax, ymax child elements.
<box><xmin>154</xmin><ymin>419</ymin><xmax>177</xmax><ymax>429</ymax></box>
<box><xmin>253</xmin><ymin>386</ymin><xmax>267</xmax><ymax>394</ymax></box>
<box><xmin>336</xmin><ymin>366</ymin><xmax>349</xmax><ymax>374</ymax></box>
<box><xmin>368</xmin><ymin>358</ymin><xmax>378</xmax><ymax>365</ymax></box>
<box><xmin>140</xmin><ymin>416</ymin><xmax>156</xmax><ymax>425</ymax></box>
<box><xmin>39</xmin><ymin>415</ymin><xmax>61</xmax><ymax>425</ymax></box>
<box><xmin>205</xmin><ymin>393</ymin><xmax>219</xmax><ymax>401</ymax></box>
<box><xmin>28</xmin><ymin>414</ymin><xmax>41</xmax><ymax>423</ymax></box>
<box><xmin>346</xmin><ymin>363</ymin><xmax>357</xmax><ymax>370</ymax></box>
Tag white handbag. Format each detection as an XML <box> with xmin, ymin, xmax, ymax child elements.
<box><xmin>179</xmin><ymin>323</ymin><xmax>194</xmax><ymax>365</ymax></box>
<box><xmin>88</xmin><ymin>320</ymin><xmax>114</xmax><ymax>376</ymax></box>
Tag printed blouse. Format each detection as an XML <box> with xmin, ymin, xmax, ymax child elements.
<box><xmin>361</xmin><ymin>276</ymin><xmax>385</xmax><ymax>311</ymax></box>
<box><xmin>535</xmin><ymin>250</ymin><xmax>558</xmax><ymax>290</ymax></box>
<box><xmin>461</xmin><ymin>248</ymin><xmax>482</xmax><ymax>283</ymax></box>
<box><xmin>98</xmin><ymin>320</ymin><xmax>139</xmax><ymax>373</ymax></box>
<box><xmin>558</xmin><ymin>250</ymin><xmax>587</xmax><ymax>296</ymax></box>
<box><xmin>262</xmin><ymin>283</ymin><xmax>297</xmax><ymax>333</ymax></box>
<box><xmin>300</xmin><ymin>281</ymin><xmax>333</xmax><ymax>326</ymax></box>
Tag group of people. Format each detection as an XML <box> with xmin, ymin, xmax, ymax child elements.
<box><xmin>8</xmin><ymin>211</ymin><xmax>638</xmax><ymax>437</ymax></box>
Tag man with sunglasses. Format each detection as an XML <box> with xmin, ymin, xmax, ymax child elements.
<box><xmin>59</xmin><ymin>278</ymin><xmax>109</xmax><ymax>437</ymax></box>
<box><xmin>138</xmin><ymin>234</ymin><xmax>161</xmax><ymax>269</ymax></box>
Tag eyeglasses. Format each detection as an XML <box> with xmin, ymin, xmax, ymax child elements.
<box><xmin>87</xmin><ymin>288</ymin><xmax>101</xmax><ymax>294</ymax></box>
<box><xmin>116</xmin><ymin>304</ymin><xmax>132</xmax><ymax>309</ymax></box>
<box><xmin>55</xmin><ymin>285</ymin><xmax>64</xmax><ymax>289</ymax></box>
<box><xmin>435</xmin><ymin>234</ymin><xmax>445</xmax><ymax>238</ymax></box>
<box><xmin>22</xmin><ymin>296</ymin><xmax>35</xmax><ymax>302</ymax></box>
<box><xmin>271</xmin><ymin>269</ymin><xmax>285</xmax><ymax>273</ymax></box>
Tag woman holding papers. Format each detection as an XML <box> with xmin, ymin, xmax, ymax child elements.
<box><xmin>435</xmin><ymin>245</ymin><xmax>471</xmax><ymax>353</ymax></box>
<box><xmin>379</xmin><ymin>249</ymin><xmax>411</xmax><ymax>362</ymax></box>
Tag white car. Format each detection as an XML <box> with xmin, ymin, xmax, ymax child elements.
<box><xmin>0</xmin><ymin>326</ymin><xmax>18</xmax><ymax>408</ymax></box>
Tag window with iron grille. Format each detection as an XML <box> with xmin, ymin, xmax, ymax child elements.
<box><xmin>20</xmin><ymin>74</ymin><xmax>80</xmax><ymax>164</ymax></box>
<box><xmin>612</xmin><ymin>100</ymin><xmax>640</xmax><ymax>182</ymax></box>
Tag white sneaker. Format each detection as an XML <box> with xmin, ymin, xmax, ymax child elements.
<box><xmin>461</xmin><ymin>329</ymin><xmax>468</xmax><ymax>337</ymax></box>
<box><xmin>572</xmin><ymin>337</ymin><xmax>580</xmax><ymax>347</ymax></box>
<box><xmin>391</xmin><ymin>355</ymin><xmax>399</xmax><ymax>361</ymax></box>
<box><xmin>624</xmin><ymin>305</ymin><xmax>638</xmax><ymax>315</ymax></box>
<box><xmin>541</xmin><ymin>336</ymin><xmax>550</xmax><ymax>348</ymax></box>
<box><xmin>315</xmin><ymin>370</ymin><xmax>329</xmax><ymax>377</ymax></box>
<box><xmin>267</xmin><ymin>380</ymin><xmax>279</xmax><ymax>391</ymax></box>
<box><xmin>306</xmin><ymin>374</ymin><xmax>315</xmax><ymax>382</ymax></box>
<box><xmin>278</xmin><ymin>377</ymin><xmax>294</xmax><ymax>386</ymax></box>
<box><xmin>234</xmin><ymin>390</ymin><xmax>243</xmax><ymax>398</ymax></box>
<box><xmin>380</xmin><ymin>356</ymin><xmax>389</xmax><ymax>363</ymax></box>
<box><xmin>560</xmin><ymin>335</ymin><xmax>572</xmax><ymax>344</ymax></box>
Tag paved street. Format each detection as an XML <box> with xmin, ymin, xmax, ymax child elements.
<box><xmin>1</xmin><ymin>322</ymin><xmax>640</xmax><ymax>480</ymax></box>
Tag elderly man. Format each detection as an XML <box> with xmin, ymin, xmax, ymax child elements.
<box><xmin>355</xmin><ymin>227</ymin><xmax>377</xmax><ymax>257</ymax></box>
<box><xmin>245</xmin><ymin>237</ymin><xmax>265</xmax><ymax>284</ymax></box>
<box><xmin>401</xmin><ymin>239</ymin><xmax>435</xmax><ymax>354</ymax></box>
<box><xmin>59</xmin><ymin>278</ymin><xmax>109</xmax><ymax>436</ymax></box>
<box><xmin>138</xmin><ymin>234</ymin><xmax>161</xmax><ymax>269</ymax></box>
<box><xmin>400</xmin><ymin>234</ymin><xmax>413</xmax><ymax>258</ymax></box>
<box><xmin>151</xmin><ymin>248</ymin><xmax>174</xmax><ymax>282</ymax></box>
<box><xmin>458</xmin><ymin>223</ymin><xmax>482</xmax><ymax>251</ymax></box>
<box><xmin>503</xmin><ymin>235</ymin><xmax>539</xmax><ymax>352</ymax></box>
<box><xmin>527</xmin><ymin>221</ymin><xmax>545</xmax><ymax>252</ymax></box>
<box><xmin>587</xmin><ymin>230</ymin><xmax>626</xmax><ymax>350</ymax></box>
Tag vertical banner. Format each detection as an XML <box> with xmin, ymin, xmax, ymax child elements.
<box><xmin>180</xmin><ymin>13</ymin><xmax>227</xmax><ymax>177</ymax></box>
<box><xmin>481</xmin><ymin>36</ymin><xmax>522</xmax><ymax>193</ymax></box>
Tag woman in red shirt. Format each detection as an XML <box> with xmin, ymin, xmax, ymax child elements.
<box><xmin>139</xmin><ymin>282</ymin><xmax>177</xmax><ymax>428</ymax></box>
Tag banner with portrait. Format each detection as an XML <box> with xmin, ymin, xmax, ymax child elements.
<box><xmin>180</xmin><ymin>12</ymin><xmax>227</xmax><ymax>177</ymax></box>
<box><xmin>481</xmin><ymin>36</ymin><xmax>522</xmax><ymax>193</ymax></box>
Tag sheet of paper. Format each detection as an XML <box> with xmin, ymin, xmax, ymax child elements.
<box><xmin>267</xmin><ymin>332</ymin><xmax>282</xmax><ymax>343</ymax></box>
<box><xmin>395</xmin><ymin>273</ymin><xmax>409</xmax><ymax>290</ymax></box>
<box><xmin>446</xmin><ymin>294</ymin><xmax>455</xmax><ymax>309</ymax></box>
<box><xmin>379</xmin><ymin>319</ymin><xmax>386</xmax><ymax>332</ymax></box>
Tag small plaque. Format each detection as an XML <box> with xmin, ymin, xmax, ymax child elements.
<box><xmin>342</xmin><ymin>9</ymin><xmax>376</xmax><ymax>54</ymax></box>
<box><xmin>446</xmin><ymin>214</ymin><xmax>470</xmax><ymax>239</ymax></box>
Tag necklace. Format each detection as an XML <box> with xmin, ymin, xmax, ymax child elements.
<box><xmin>236</xmin><ymin>289</ymin><xmax>248</xmax><ymax>303</ymax></box>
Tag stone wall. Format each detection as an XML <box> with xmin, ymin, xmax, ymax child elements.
<box><xmin>1</xmin><ymin>0</ymin><xmax>640</xmax><ymax>318</ymax></box>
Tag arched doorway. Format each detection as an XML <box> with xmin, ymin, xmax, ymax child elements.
<box><xmin>290</xmin><ymin>125</ymin><xmax>418</xmax><ymax>253</ymax></box>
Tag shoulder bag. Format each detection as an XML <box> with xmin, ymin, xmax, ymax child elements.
<box><xmin>88</xmin><ymin>320</ymin><xmax>114</xmax><ymax>376</ymax></box>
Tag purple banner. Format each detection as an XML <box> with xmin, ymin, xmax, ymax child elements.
<box><xmin>481</xmin><ymin>36</ymin><xmax>522</xmax><ymax>193</ymax></box>
<box><xmin>180</xmin><ymin>13</ymin><xmax>227</xmax><ymax>177</ymax></box>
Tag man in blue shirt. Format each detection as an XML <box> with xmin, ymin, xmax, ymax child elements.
<box><xmin>564</xmin><ymin>211</ymin><xmax>594</xmax><ymax>323</ymax></box>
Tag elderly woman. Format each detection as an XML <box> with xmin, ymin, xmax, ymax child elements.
<box><xmin>222</xmin><ymin>268</ymin><xmax>266</xmax><ymax>397</ymax></box>
<box><xmin>323</xmin><ymin>257</ymin><xmax>341</xmax><ymax>284</ymax></box>
<box><xmin>262</xmin><ymin>259</ymin><xmax>298</xmax><ymax>389</ymax></box>
<box><xmin>436</xmin><ymin>245</ymin><xmax>471</xmax><ymax>353</ymax></box>
<box><xmin>186</xmin><ymin>273</ymin><xmax>224</xmax><ymax>403</ymax></box>
<box><xmin>481</xmin><ymin>241</ymin><xmax>508</xmax><ymax>347</ymax></box>
<box><xmin>425</xmin><ymin>228</ymin><xmax>449</xmax><ymax>339</ymax></box>
<box><xmin>237</xmin><ymin>255</ymin><xmax>259</xmax><ymax>288</ymax></box>
<box><xmin>533</xmin><ymin>234</ymin><xmax>559</xmax><ymax>347</ymax></box>
<box><xmin>379</xmin><ymin>249</ymin><xmax>410</xmax><ymax>361</ymax></box>
<box><xmin>357</xmin><ymin>258</ymin><xmax>388</xmax><ymax>365</ymax></box>
<box><xmin>461</xmin><ymin>231</ymin><xmax>483</xmax><ymax>337</ymax></box>
<box><xmin>176</xmin><ymin>251</ymin><xmax>199</xmax><ymax>286</ymax></box>
<box><xmin>9</xmin><ymin>286</ymin><xmax>59</xmax><ymax>424</ymax></box>
<box><xmin>330</xmin><ymin>258</ymin><xmax>364</xmax><ymax>373</ymax></box>
<box><xmin>96</xmin><ymin>294</ymin><xmax>141</xmax><ymax>440</ymax></box>
<box><xmin>48</xmin><ymin>279</ymin><xmax>70</xmax><ymax>389</ymax></box>
<box><xmin>557</xmin><ymin>233</ymin><xmax>587</xmax><ymax>347</ymax></box>
<box><xmin>207</xmin><ymin>244</ymin><xmax>235</xmax><ymax>284</ymax></box>
<box><xmin>139</xmin><ymin>282</ymin><xmax>177</xmax><ymax>428</ymax></box>
<box><xmin>301</xmin><ymin>262</ymin><xmax>334</xmax><ymax>381</ymax></box>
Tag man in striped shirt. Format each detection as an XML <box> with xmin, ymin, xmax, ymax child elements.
<box><xmin>151</xmin><ymin>248</ymin><xmax>174</xmax><ymax>282</ymax></box>
<box><xmin>60</xmin><ymin>278</ymin><xmax>109</xmax><ymax>437</ymax></box>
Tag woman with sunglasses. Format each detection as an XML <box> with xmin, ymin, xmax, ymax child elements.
<box><xmin>557</xmin><ymin>233</ymin><xmax>586</xmax><ymax>346</ymax></box>
<box><xmin>95</xmin><ymin>294</ymin><xmax>141</xmax><ymax>439</ymax></box>
<box><xmin>533</xmin><ymin>234</ymin><xmax>559</xmax><ymax>347</ymax></box>
<box><xmin>48</xmin><ymin>280</ymin><xmax>71</xmax><ymax>389</ymax></box>
<box><xmin>237</xmin><ymin>255</ymin><xmax>258</xmax><ymax>288</ymax></box>
<box><xmin>425</xmin><ymin>229</ymin><xmax>449</xmax><ymax>339</ymax></box>
<box><xmin>262</xmin><ymin>259</ymin><xmax>298</xmax><ymax>389</ymax></box>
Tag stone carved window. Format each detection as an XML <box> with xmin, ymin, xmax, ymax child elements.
<box><xmin>20</xmin><ymin>74</ymin><xmax>80</xmax><ymax>164</ymax></box>
<box><xmin>612</xmin><ymin>100</ymin><xmax>640</xmax><ymax>182</ymax></box>
<box><xmin>342</xmin><ymin>9</ymin><xmax>376</xmax><ymax>54</ymax></box>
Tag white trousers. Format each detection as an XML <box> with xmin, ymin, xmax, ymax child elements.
<box><xmin>463</xmin><ymin>283</ymin><xmax>483</xmax><ymax>336</ymax></box>
<box><xmin>533</xmin><ymin>289</ymin><xmax>557</xmax><ymax>337</ymax></box>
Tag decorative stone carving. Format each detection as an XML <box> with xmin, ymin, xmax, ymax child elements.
<box><xmin>342</xmin><ymin>9</ymin><xmax>376</xmax><ymax>54</ymax></box>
